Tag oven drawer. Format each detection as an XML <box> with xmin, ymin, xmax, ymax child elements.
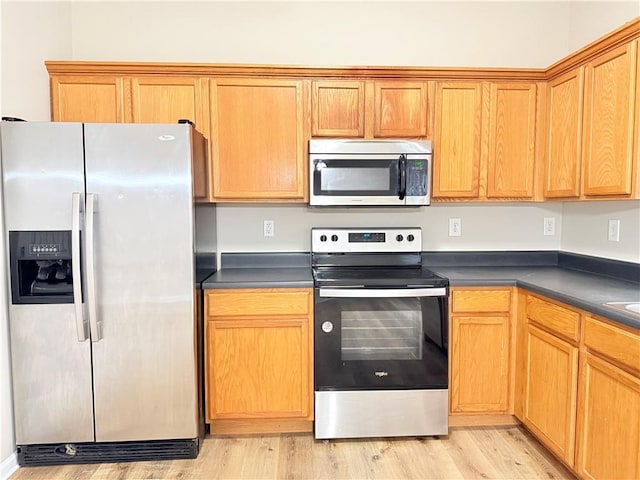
<box><xmin>207</xmin><ymin>288</ymin><xmax>311</xmax><ymax>318</ymax></box>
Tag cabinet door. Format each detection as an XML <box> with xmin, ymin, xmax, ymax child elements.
<box><xmin>524</xmin><ymin>324</ymin><xmax>579</xmax><ymax>467</ymax></box>
<box><xmin>373</xmin><ymin>81</ymin><xmax>428</xmax><ymax>137</ymax></box>
<box><xmin>576</xmin><ymin>353</ymin><xmax>640</xmax><ymax>480</ymax></box>
<box><xmin>50</xmin><ymin>76</ymin><xmax>125</xmax><ymax>122</ymax></box>
<box><xmin>312</xmin><ymin>80</ymin><xmax>365</xmax><ymax>137</ymax></box>
<box><xmin>451</xmin><ymin>315</ymin><xmax>509</xmax><ymax>412</ymax></box>
<box><xmin>206</xmin><ymin>318</ymin><xmax>310</xmax><ymax>420</ymax></box>
<box><xmin>130</xmin><ymin>77</ymin><xmax>205</xmax><ymax>132</ymax></box>
<box><xmin>433</xmin><ymin>82</ymin><xmax>483</xmax><ymax>198</ymax></box>
<box><xmin>582</xmin><ymin>42</ymin><xmax>637</xmax><ymax>196</ymax></box>
<box><xmin>210</xmin><ymin>79</ymin><xmax>306</xmax><ymax>200</ymax></box>
<box><xmin>544</xmin><ymin>68</ymin><xmax>584</xmax><ymax>198</ymax></box>
<box><xmin>486</xmin><ymin>83</ymin><xmax>537</xmax><ymax>198</ymax></box>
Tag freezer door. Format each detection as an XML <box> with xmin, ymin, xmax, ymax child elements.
<box><xmin>83</xmin><ymin>124</ymin><xmax>198</xmax><ymax>442</ymax></box>
<box><xmin>1</xmin><ymin>122</ymin><xmax>94</xmax><ymax>444</ymax></box>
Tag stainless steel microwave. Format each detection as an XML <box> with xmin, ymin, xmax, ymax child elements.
<box><xmin>309</xmin><ymin>139</ymin><xmax>432</xmax><ymax>206</ymax></box>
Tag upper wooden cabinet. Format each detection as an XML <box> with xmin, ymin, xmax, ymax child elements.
<box><xmin>432</xmin><ymin>82</ymin><xmax>483</xmax><ymax>198</ymax></box>
<box><xmin>208</xmin><ymin>78</ymin><xmax>308</xmax><ymax>202</ymax></box>
<box><xmin>45</xmin><ymin>20</ymin><xmax>639</xmax><ymax>204</ymax></box>
<box><xmin>129</xmin><ymin>77</ymin><xmax>206</xmax><ymax>132</ymax></box>
<box><xmin>433</xmin><ymin>81</ymin><xmax>538</xmax><ymax>201</ymax></box>
<box><xmin>373</xmin><ymin>81</ymin><xmax>428</xmax><ymax>137</ymax></box>
<box><xmin>582</xmin><ymin>42</ymin><xmax>638</xmax><ymax>197</ymax></box>
<box><xmin>311</xmin><ymin>80</ymin><xmax>428</xmax><ymax>138</ymax></box>
<box><xmin>544</xmin><ymin>68</ymin><xmax>585</xmax><ymax>198</ymax></box>
<box><xmin>312</xmin><ymin>80</ymin><xmax>365</xmax><ymax>137</ymax></box>
<box><xmin>545</xmin><ymin>42</ymin><xmax>639</xmax><ymax>200</ymax></box>
<box><xmin>486</xmin><ymin>83</ymin><xmax>537</xmax><ymax>199</ymax></box>
<box><xmin>51</xmin><ymin>75</ymin><xmax>126</xmax><ymax>123</ymax></box>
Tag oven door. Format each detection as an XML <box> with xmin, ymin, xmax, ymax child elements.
<box><xmin>314</xmin><ymin>286</ymin><xmax>448</xmax><ymax>391</ymax></box>
<box><xmin>310</xmin><ymin>156</ymin><xmax>405</xmax><ymax>206</ymax></box>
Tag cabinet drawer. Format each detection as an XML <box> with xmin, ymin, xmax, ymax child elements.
<box><xmin>526</xmin><ymin>295</ymin><xmax>580</xmax><ymax>342</ymax></box>
<box><xmin>452</xmin><ymin>289</ymin><xmax>511</xmax><ymax>313</ymax></box>
<box><xmin>207</xmin><ymin>289</ymin><xmax>311</xmax><ymax>318</ymax></box>
<box><xmin>584</xmin><ymin>316</ymin><xmax>640</xmax><ymax>374</ymax></box>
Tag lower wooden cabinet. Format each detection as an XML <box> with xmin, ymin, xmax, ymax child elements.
<box><xmin>523</xmin><ymin>324</ymin><xmax>579</xmax><ymax>466</ymax></box>
<box><xmin>204</xmin><ymin>288</ymin><xmax>314</xmax><ymax>434</ymax></box>
<box><xmin>517</xmin><ymin>292</ymin><xmax>640</xmax><ymax>477</ymax></box>
<box><xmin>450</xmin><ymin>288</ymin><xmax>512</xmax><ymax>415</ymax></box>
<box><xmin>575</xmin><ymin>315</ymin><xmax>640</xmax><ymax>480</ymax></box>
<box><xmin>520</xmin><ymin>293</ymin><xmax>581</xmax><ymax>468</ymax></box>
<box><xmin>576</xmin><ymin>352</ymin><xmax>640</xmax><ymax>480</ymax></box>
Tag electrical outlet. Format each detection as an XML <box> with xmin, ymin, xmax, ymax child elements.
<box><xmin>543</xmin><ymin>217</ymin><xmax>556</xmax><ymax>236</ymax></box>
<box><xmin>263</xmin><ymin>220</ymin><xmax>274</xmax><ymax>237</ymax></box>
<box><xmin>608</xmin><ymin>219</ymin><xmax>620</xmax><ymax>242</ymax></box>
<box><xmin>448</xmin><ymin>218</ymin><xmax>461</xmax><ymax>237</ymax></box>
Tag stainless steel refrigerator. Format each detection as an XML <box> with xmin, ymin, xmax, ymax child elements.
<box><xmin>0</xmin><ymin>121</ymin><xmax>204</xmax><ymax>465</ymax></box>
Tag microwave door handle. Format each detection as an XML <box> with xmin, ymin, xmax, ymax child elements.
<box><xmin>398</xmin><ymin>154</ymin><xmax>407</xmax><ymax>200</ymax></box>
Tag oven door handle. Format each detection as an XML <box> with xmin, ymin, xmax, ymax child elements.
<box><xmin>319</xmin><ymin>287</ymin><xmax>447</xmax><ymax>298</ymax></box>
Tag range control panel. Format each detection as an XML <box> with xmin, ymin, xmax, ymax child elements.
<box><xmin>311</xmin><ymin>227</ymin><xmax>422</xmax><ymax>253</ymax></box>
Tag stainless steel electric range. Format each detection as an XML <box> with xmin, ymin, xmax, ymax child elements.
<box><xmin>311</xmin><ymin>227</ymin><xmax>449</xmax><ymax>439</ymax></box>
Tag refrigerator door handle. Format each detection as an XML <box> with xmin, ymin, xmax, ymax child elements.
<box><xmin>71</xmin><ymin>192</ymin><xmax>87</xmax><ymax>342</ymax></box>
<box><xmin>86</xmin><ymin>193</ymin><xmax>100</xmax><ymax>342</ymax></box>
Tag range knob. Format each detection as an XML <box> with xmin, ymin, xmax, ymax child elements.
<box><xmin>396</xmin><ymin>234</ymin><xmax>404</xmax><ymax>242</ymax></box>
<box><xmin>407</xmin><ymin>234</ymin><xmax>415</xmax><ymax>242</ymax></box>
<box><xmin>331</xmin><ymin>234</ymin><xmax>339</xmax><ymax>242</ymax></box>
<box><xmin>320</xmin><ymin>234</ymin><xmax>327</xmax><ymax>242</ymax></box>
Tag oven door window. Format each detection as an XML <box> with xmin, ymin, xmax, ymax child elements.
<box><xmin>313</xmin><ymin>159</ymin><xmax>399</xmax><ymax>196</ymax></box>
<box><xmin>342</xmin><ymin>310</ymin><xmax>422</xmax><ymax>361</ymax></box>
<box><xmin>315</xmin><ymin>293</ymin><xmax>448</xmax><ymax>391</ymax></box>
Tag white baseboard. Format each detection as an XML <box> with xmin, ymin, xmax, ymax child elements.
<box><xmin>0</xmin><ymin>452</ymin><xmax>18</xmax><ymax>480</ymax></box>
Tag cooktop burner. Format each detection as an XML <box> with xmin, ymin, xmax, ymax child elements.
<box><xmin>311</xmin><ymin>227</ymin><xmax>448</xmax><ymax>288</ymax></box>
<box><xmin>313</xmin><ymin>266</ymin><xmax>448</xmax><ymax>288</ymax></box>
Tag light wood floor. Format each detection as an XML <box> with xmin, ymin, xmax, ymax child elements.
<box><xmin>10</xmin><ymin>426</ymin><xmax>575</xmax><ymax>480</ymax></box>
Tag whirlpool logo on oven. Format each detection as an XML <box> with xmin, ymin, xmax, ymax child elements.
<box><xmin>374</xmin><ymin>371</ymin><xmax>389</xmax><ymax>377</ymax></box>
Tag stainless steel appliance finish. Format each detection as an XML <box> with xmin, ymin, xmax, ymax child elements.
<box><xmin>1</xmin><ymin>121</ymin><xmax>203</xmax><ymax>463</ymax></box>
<box><xmin>311</xmin><ymin>227</ymin><xmax>449</xmax><ymax>440</ymax></box>
<box><xmin>315</xmin><ymin>390</ymin><xmax>448</xmax><ymax>439</ymax></box>
<box><xmin>309</xmin><ymin>139</ymin><xmax>432</xmax><ymax>207</ymax></box>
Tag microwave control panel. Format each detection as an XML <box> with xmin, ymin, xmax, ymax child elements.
<box><xmin>406</xmin><ymin>159</ymin><xmax>428</xmax><ymax>197</ymax></box>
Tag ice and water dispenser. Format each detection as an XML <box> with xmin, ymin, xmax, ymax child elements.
<box><xmin>9</xmin><ymin>231</ymin><xmax>75</xmax><ymax>304</ymax></box>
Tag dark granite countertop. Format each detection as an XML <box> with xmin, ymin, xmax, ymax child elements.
<box><xmin>203</xmin><ymin>253</ymin><xmax>313</xmax><ymax>289</ymax></box>
<box><xmin>431</xmin><ymin>266</ymin><xmax>639</xmax><ymax>330</ymax></box>
<box><xmin>195</xmin><ymin>253</ymin><xmax>217</xmax><ymax>289</ymax></box>
<box><xmin>203</xmin><ymin>251</ymin><xmax>639</xmax><ymax>330</ymax></box>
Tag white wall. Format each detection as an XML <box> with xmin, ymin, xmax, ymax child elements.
<box><xmin>568</xmin><ymin>1</ymin><xmax>640</xmax><ymax>52</ymax></box>
<box><xmin>1</xmin><ymin>1</ymin><xmax>72</xmax><ymax>121</ymax></box>
<box><xmin>0</xmin><ymin>1</ymin><xmax>72</xmax><ymax>473</ymax></box>
<box><xmin>69</xmin><ymin>1</ymin><xmax>570</xmax><ymax>68</ymax></box>
<box><xmin>214</xmin><ymin>203</ymin><xmax>563</xmax><ymax>254</ymax></box>
<box><xmin>560</xmin><ymin>0</ymin><xmax>640</xmax><ymax>263</ymax></box>
<box><xmin>562</xmin><ymin>201</ymin><xmax>640</xmax><ymax>262</ymax></box>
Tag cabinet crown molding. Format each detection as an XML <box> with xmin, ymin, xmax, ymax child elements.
<box><xmin>46</xmin><ymin>17</ymin><xmax>639</xmax><ymax>82</ymax></box>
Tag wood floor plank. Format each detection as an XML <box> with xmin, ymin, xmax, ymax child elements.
<box><xmin>495</xmin><ymin>426</ymin><xmax>575</xmax><ymax>479</ymax></box>
<box><xmin>9</xmin><ymin>426</ymin><xmax>575</xmax><ymax>480</ymax></box>
<box><xmin>442</xmin><ymin>428</ymin><xmax>502</xmax><ymax>479</ymax></box>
